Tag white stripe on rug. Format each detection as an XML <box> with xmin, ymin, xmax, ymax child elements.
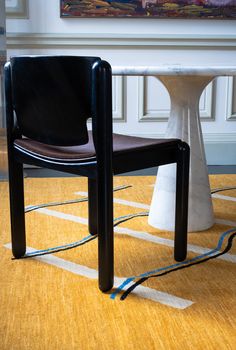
<box><xmin>76</xmin><ymin>190</ymin><xmax>236</xmax><ymax>209</ymax></box>
<box><xmin>75</xmin><ymin>191</ymin><xmax>150</xmax><ymax>210</ymax></box>
<box><xmin>215</xmin><ymin>218</ymin><xmax>236</xmax><ymax>228</ymax></box>
<box><xmin>212</xmin><ymin>194</ymin><xmax>236</xmax><ymax>202</ymax></box>
<box><xmin>4</xmin><ymin>243</ymin><xmax>193</xmax><ymax>309</ymax></box>
<box><xmin>115</xmin><ymin>226</ymin><xmax>236</xmax><ymax>263</ymax></box>
<box><xmin>35</xmin><ymin>208</ymin><xmax>236</xmax><ymax>263</ymax></box>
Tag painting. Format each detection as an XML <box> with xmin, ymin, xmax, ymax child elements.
<box><xmin>60</xmin><ymin>0</ymin><xmax>236</xmax><ymax>18</ymax></box>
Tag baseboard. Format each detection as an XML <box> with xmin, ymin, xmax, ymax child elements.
<box><xmin>205</xmin><ymin>143</ymin><xmax>236</xmax><ymax>165</ymax></box>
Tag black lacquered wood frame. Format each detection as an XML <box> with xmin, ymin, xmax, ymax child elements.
<box><xmin>4</xmin><ymin>56</ymin><xmax>190</xmax><ymax>292</ymax></box>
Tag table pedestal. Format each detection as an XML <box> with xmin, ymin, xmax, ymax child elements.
<box><xmin>148</xmin><ymin>76</ymin><xmax>215</xmax><ymax>232</ymax></box>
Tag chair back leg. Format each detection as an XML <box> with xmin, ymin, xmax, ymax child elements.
<box><xmin>97</xmin><ymin>169</ymin><xmax>114</xmax><ymax>292</ymax></box>
<box><xmin>8</xmin><ymin>159</ymin><xmax>26</xmax><ymax>258</ymax></box>
<box><xmin>88</xmin><ymin>178</ymin><xmax>98</xmax><ymax>236</ymax></box>
<box><xmin>174</xmin><ymin>142</ymin><xmax>190</xmax><ymax>262</ymax></box>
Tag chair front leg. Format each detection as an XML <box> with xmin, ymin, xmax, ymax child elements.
<box><xmin>174</xmin><ymin>142</ymin><xmax>190</xmax><ymax>262</ymax></box>
<box><xmin>8</xmin><ymin>159</ymin><xmax>26</xmax><ymax>258</ymax></box>
<box><xmin>97</xmin><ymin>169</ymin><xmax>114</xmax><ymax>292</ymax></box>
<box><xmin>88</xmin><ymin>178</ymin><xmax>98</xmax><ymax>236</ymax></box>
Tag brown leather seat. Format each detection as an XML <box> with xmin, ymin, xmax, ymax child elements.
<box><xmin>14</xmin><ymin>131</ymin><xmax>178</xmax><ymax>162</ymax></box>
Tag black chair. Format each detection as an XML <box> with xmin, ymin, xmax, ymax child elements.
<box><xmin>4</xmin><ymin>56</ymin><xmax>190</xmax><ymax>292</ymax></box>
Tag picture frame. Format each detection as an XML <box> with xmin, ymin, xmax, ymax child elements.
<box><xmin>6</xmin><ymin>0</ymin><xmax>28</xmax><ymax>19</ymax></box>
<box><xmin>60</xmin><ymin>0</ymin><xmax>236</xmax><ymax>19</ymax></box>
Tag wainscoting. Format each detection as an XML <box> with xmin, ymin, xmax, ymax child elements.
<box><xmin>5</xmin><ymin>1</ymin><xmax>236</xmax><ymax>165</ymax></box>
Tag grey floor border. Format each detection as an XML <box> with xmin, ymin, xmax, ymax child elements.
<box><xmin>1</xmin><ymin>165</ymin><xmax>236</xmax><ymax>181</ymax></box>
<box><xmin>21</xmin><ymin>165</ymin><xmax>236</xmax><ymax>178</ymax></box>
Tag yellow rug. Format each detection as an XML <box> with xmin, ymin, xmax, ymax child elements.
<box><xmin>0</xmin><ymin>175</ymin><xmax>236</xmax><ymax>350</ymax></box>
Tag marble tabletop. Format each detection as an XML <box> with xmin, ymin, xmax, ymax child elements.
<box><xmin>112</xmin><ymin>65</ymin><xmax>236</xmax><ymax>76</ymax></box>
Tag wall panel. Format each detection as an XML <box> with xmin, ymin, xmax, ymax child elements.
<box><xmin>5</xmin><ymin>0</ymin><xmax>236</xmax><ymax>164</ymax></box>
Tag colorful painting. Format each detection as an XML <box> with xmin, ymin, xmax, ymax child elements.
<box><xmin>60</xmin><ymin>0</ymin><xmax>236</xmax><ymax>18</ymax></box>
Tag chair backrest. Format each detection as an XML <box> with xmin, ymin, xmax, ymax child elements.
<box><xmin>7</xmin><ymin>56</ymin><xmax>102</xmax><ymax>146</ymax></box>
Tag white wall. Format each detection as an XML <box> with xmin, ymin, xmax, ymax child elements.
<box><xmin>5</xmin><ymin>0</ymin><xmax>236</xmax><ymax>164</ymax></box>
<box><xmin>0</xmin><ymin>0</ymin><xmax>6</xmax><ymax>129</ymax></box>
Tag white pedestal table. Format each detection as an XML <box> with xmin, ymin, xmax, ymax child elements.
<box><xmin>112</xmin><ymin>65</ymin><xmax>236</xmax><ymax>232</ymax></box>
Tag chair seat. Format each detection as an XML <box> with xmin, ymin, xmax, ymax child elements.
<box><xmin>14</xmin><ymin>131</ymin><xmax>179</xmax><ymax>163</ymax></box>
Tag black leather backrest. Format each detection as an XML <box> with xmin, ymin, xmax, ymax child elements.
<box><xmin>10</xmin><ymin>56</ymin><xmax>101</xmax><ymax>146</ymax></box>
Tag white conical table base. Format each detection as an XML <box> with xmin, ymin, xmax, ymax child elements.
<box><xmin>148</xmin><ymin>76</ymin><xmax>215</xmax><ymax>232</ymax></box>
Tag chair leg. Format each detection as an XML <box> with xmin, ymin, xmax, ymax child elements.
<box><xmin>8</xmin><ymin>159</ymin><xmax>26</xmax><ymax>258</ymax></box>
<box><xmin>174</xmin><ymin>142</ymin><xmax>190</xmax><ymax>262</ymax></box>
<box><xmin>88</xmin><ymin>178</ymin><xmax>98</xmax><ymax>236</ymax></box>
<box><xmin>97</xmin><ymin>171</ymin><xmax>114</xmax><ymax>292</ymax></box>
